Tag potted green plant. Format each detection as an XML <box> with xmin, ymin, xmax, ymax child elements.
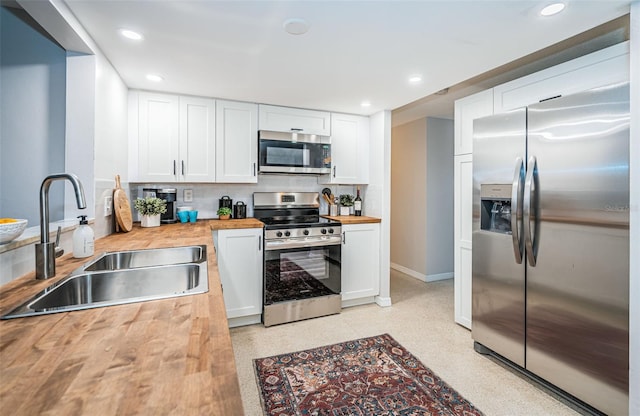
<box><xmin>134</xmin><ymin>197</ymin><xmax>167</xmax><ymax>227</ymax></box>
<box><xmin>339</xmin><ymin>194</ymin><xmax>354</xmax><ymax>216</ymax></box>
<box><xmin>217</xmin><ymin>206</ymin><xmax>232</xmax><ymax>220</ymax></box>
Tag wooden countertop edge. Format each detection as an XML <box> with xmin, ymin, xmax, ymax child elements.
<box><xmin>209</xmin><ymin>218</ymin><xmax>264</xmax><ymax>230</ymax></box>
<box><xmin>0</xmin><ymin>221</ymin><xmax>244</xmax><ymax>415</ymax></box>
<box><xmin>322</xmin><ymin>215</ymin><xmax>382</xmax><ymax>224</ymax></box>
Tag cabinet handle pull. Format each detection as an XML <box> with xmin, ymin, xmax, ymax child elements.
<box><xmin>173</xmin><ymin>160</ymin><xmax>176</xmax><ymax>175</ymax></box>
<box><xmin>181</xmin><ymin>160</ymin><xmax>185</xmax><ymax>175</ymax></box>
<box><xmin>258</xmin><ymin>236</ymin><xmax>262</xmax><ymax>251</ymax></box>
<box><xmin>342</xmin><ymin>231</ymin><xmax>346</xmax><ymax>244</ymax></box>
<box><xmin>291</xmin><ymin>128</ymin><xmax>303</xmax><ymax>132</ymax></box>
<box><xmin>333</xmin><ymin>166</ymin><xmax>336</xmax><ymax>178</ymax></box>
<box><xmin>253</xmin><ymin>162</ymin><xmax>256</xmax><ymax>176</ymax></box>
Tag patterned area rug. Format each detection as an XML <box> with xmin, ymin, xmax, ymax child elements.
<box><xmin>254</xmin><ymin>334</ymin><xmax>483</xmax><ymax>416</ymax></box>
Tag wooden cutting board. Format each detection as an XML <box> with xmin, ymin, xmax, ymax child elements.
<box><xmin>114</xmin><ymin>175</ymin><xmax>133</xmax><ymax>232</ymax></box>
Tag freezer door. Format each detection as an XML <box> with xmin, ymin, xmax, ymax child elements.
<box><xmin>472</xmin><ymin>108</ymin><xmax>526</xmax><ymax>367</ymax></box>
<box><xmin>525</xmin><ymin>83</ymin><xmax>629</xmax><ymax>416</ymax></box>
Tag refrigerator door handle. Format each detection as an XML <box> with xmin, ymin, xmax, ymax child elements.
<box><xmin>523</xmin><ymin>155</ymin><xmax>540</xmax><ymax>266</ymax></box>
<box><xmin>511</xmin><ymin>157</ymin><xmax>524</xmax><ymax>264</ymax></box>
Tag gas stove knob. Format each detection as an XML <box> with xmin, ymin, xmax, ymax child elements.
<box><xmin>321</xmin><ymin>228</ymin><xmax>327</xmax><ymax>234</ymax></box>
<box><xmin>285</xmin><ymin>231</ymin><xmax>291</xmax><ymax>237</ymax></box>
<box><xmin>276</xmin><ymin>231</ymin><xmax>283</xmax><ymax>237</ymax></box>
<box><xmin>328</xmin><ymin>228</ymin><xmax>334</xmax><ymax>234</ymax></box>
<box><xmin>303</xmin><ymin>230</ymin><xmax>309</xmax><ymax>236</ymax></box>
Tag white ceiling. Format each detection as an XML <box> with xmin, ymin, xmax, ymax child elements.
<box><xmin>63</xmin><ymin>0</ymin><xmax>630</xmax><ymax>118</ymax></box>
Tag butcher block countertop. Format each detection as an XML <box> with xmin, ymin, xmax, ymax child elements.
<box><xmin>0</xmin><ymin>221</ymin><xmax>244</xmax><ymax>416</ymax></box>
<box><xmin>322</xmin><ymin>215</ymin><xmax>382</xmax><ymax>224</ymax></box>
<box><xmin>210</xmin><ymin>217</ymin><xmax>264</xmax><ymax>230</ymax></box>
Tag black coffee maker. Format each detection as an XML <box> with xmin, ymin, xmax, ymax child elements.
<box><xmin>219</xmin><ymin>195</ymin><xmax>233</xmax><ymax>216</ymax></box>
<box><xmin>144</xmin><ymin>188</ymin><xmax>177</xmax><ymax>223</ymax></box>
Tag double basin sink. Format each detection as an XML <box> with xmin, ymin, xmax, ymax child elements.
<box><xmin>2</xmin><ymin>245</ymin><xmax>209</xmax><ymax>319</ymax></box>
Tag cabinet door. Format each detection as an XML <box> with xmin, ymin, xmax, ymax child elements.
<box><xmin>216</xmin><ymin>228</ymin><xmax>263</xmax><ymax>320</ymax></box>
<box><xmin>258</xmin><ymin>104</ymin><xmax>331</xmax><ymax>136</ymax></box>
<box><xmin>321</xmin><ymin>113</ymin><xmax>370</xmax><ymax>185</ymax></box>
<box><xmin>493</xmin><ymin>42</ymin><xmax>629</xmax><ymax>113</ymax></box>
<box><xmin>216</xmin><ymin>100</ymin><xmax>258</xmax><ymax>183</ymax></box>
<box><xmin>342</xmin><ymin>223</ymin><xmax>380</xmax><ymax>301</ymax></box>
<box><xmin>179</xmin><ymin>96</ymin><xmax>216</xmax><ymax>182</ymax></box>
<box><xmin>138</xmin><ymin>92</ymin><xmax>180</xmax><ymax>182</ymax></box>
<box><xmin>454</xmin><ymin>154</ymin><xmax>473</xmax><ymax>329</ymax></box>
<box><xmin>453</xmin><ymin>89</ymin><xmax>493</xmax><ymax>155</ymax></box>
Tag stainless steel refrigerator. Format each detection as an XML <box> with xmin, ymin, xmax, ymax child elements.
<box><xmin>472</xmin><ymin>82</ymin><xmax>629</xmax><ymax>415</ymax></box>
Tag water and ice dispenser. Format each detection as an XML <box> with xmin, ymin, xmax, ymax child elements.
<box><xmin>480</xmin><ymin>184</ymin><xmax>512</xmax><ymax>234</ymax></box>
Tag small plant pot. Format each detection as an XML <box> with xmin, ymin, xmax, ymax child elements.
<box><xmin>340</xmin><ymin>206</ymin><xmax>350</xmax><ymax>216</ymax></box>
<box><xmin>141</xmin><ymin>214</ymin><xmax>161</xmax><ymax>228</ymax></box>
<box><xmin>219</xmin><ymin>214</ymin><xmax>231</xmax><ymax>220</ymax></box>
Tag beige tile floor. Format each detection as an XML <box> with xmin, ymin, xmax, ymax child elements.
<box><xmin>229</xmin><ymin>269</ymin><xmax>584</xmax><ymax>416</ymax></box>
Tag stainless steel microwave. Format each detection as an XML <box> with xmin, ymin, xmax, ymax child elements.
<box><xmin>258</xmin><ymin>130</ymin><xmax>331</xmax><ymax>174</ymax></box>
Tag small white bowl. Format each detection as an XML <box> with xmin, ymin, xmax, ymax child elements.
<box><xmin>0</xmin><ymin>219</ymin><xmax>28</xmax><ymax>244</ymax></box>
<box><xmin>177</xmin><ymin>206</ymin><xmax>193</xmax><ymax>212</ymax></box>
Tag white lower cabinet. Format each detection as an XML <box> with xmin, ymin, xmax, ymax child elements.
<box><xmin>213</xmin><ymin>228</ymin><xmax>263</xmax><ymax>327</ymax></box>
<box><xmin>341</xmin><ymin>223</ymin><xmax>380</xmax><ymax>306</ymax></box>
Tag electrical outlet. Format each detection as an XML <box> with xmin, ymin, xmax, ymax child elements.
<box><xmin>184</xmin><ymin>189</ymin><xmax>193</xmax><ymax>202</ymax></box>
<box><xmin>104</xmin><ymin>195</ymin><xmax>113</xmax><ymax>217</ymax></box>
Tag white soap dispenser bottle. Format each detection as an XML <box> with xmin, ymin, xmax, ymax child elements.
<box><xmin>73</xmin><ymin>215</ymin><xmax>94</xmax><ymax>258</ymax></box>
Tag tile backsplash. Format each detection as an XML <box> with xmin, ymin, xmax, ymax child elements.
<box><xmin>130</xmin><ymin>175</ymin><xmax>358</xmax><ymax>220</ymax></box>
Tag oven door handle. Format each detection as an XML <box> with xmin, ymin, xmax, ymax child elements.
<box><xmin>265</xmin><ymin>236</ymin><xmax>342</xmax><ymax>251</ymax></box>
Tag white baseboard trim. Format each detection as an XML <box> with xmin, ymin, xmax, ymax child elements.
<box><xmin>228</xmin><ymin>314</ymin><xmax>261</xmax><ymax>328</ymax></box>
<box><xmin>391</xmin><ymin>263</ymin><xmax>426</xmax><ymax>281</ymax></box>
<box><xmin>375</xmin><ymin>296</ymin><xmax>392</xmax><ymax>307</ymax></box>
<box><xmin>390</xmin><ymin>263</ymin><xmax>453</xmax><ymax>283</ymax></box>
<box><xmin>342</xmin><ymin>297</ymin><xmax>376</xmax><ymax>308</ymax></box>
<box><xmin>426</xmin><ymin>272</ymin><xmax>454</xmax><ymax>282</ymax></box>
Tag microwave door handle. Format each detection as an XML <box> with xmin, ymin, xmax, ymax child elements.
<box><xmin>511</xmin><ymin>157</ymin><xmax>524</xmax><ymax>264</ymax></box>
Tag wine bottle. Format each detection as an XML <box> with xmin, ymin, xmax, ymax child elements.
<box><xmin>354</xmin><ymin>187</ymin><xmax>362</xmax><ymax>216</ymax></box>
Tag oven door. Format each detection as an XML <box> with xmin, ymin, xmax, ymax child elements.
<box><xmin>258</xmin><ymin>131</ymin><xmax>331</xmax><ymax>174</ymax></box>
<box><xmin>264</xmin><ymin>243</ymin><xmax>341</xmax><ymax>306</ymax></box>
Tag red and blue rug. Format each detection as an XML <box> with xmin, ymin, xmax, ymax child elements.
<box><xmin>254</xmin><ymin>333</ymin><xmax>484</xmax><ymax>415</ymax></box>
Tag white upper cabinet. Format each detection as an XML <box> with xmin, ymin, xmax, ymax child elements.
<box><xmin>136</xmin><ymin>92</ymin><xmax>181</xmax><ymax>182</ymax></box>
<box><xmin>258</xmin><ymin>104</ymin><xmax>331</xmax><ymax>136</ymax></box>
<box><xmin>320</xmin><ymin>113</ymin><xmax>370</xmax><ymax>185</ymax></box>
<box><xmin>180</xmin><ymin>96</ymin><xmax>216</xmax><ymax>182</ymax></box>
<box><xmin>493</xmin><ymin>41</ymin><xmax>629</xmax><ymax>113</ymax></box>
<box><xmin>134</xmin><ymin>91</ymin><xmax>215</xmax><ymax>182</ymax></box>
<box><xmin>216</xmin><ymin>100</ymin><xmax>258</xmax><ymax>183</ymax></box>
<box><xmin>453</xmin><ymin>89</ymin><xmax>493</xmax><ymax>156</ymax></box>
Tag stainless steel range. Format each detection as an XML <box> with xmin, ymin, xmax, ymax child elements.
<box><xmin>254</xmin><ymin>192</ymin><xmax>342</xmax><ymax>327</ymax></box>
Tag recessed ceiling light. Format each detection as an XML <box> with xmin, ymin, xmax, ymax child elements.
<box><xmin>120</xmin><ymin>29</ymin><xmax>143</xmax><ymax>40</ymax></box>
<box><xmin>540</xmin><ymin>2</ymin><xmax>565</xmax><ymax>16</ymax></box>
<box><xmin>408</xmin><ymin>75</ymin><xmax>423</xmax><ymax>84</ymax></box>
<box><xmin>283</xmin><ymin>18</ymin><xmax>310</xmax><ymax>35</ymax></box>
<box><xmin>361</xmin><ymin>101</ymin><xmax>371</xmax><ymax>107</ymax></box>
<box><xmin>146</xmin><ymin>74</ymin><xmax>164</xmax><ymax>82</ymax></box>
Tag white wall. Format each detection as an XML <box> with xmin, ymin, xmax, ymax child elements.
<box><xmin>368</xmin><ymin>111</ymin><xmax>392</xmax><ymax>306</ymax></box>
<box><xmin>0</xmin><ymin>6</ymin><xmax>66</xmax><ymax>224</ymax></box>
<box><xmin>391</xmin><ymin>118</ymin><xmax>427</xmax><ymax>276</ymax></box>
<box><xmin>426</xmin><ymin>118</ymin><xmax>454</xmax><ymax>277</ymax></box>
<box><xmin>628</xmin><ymin>3</ymin><xmax>639</xmax><ymax>415</ymax></box>
<box><xmin>390</xmin><ymin>117</ymin><xmax>454</xmax><ymax>282</ymax></box>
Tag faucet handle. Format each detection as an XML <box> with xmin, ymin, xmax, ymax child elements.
<box><xmin>54</xmin><ymin>226</ymin><xmax>64</xmax><ymax>258</ymax></box>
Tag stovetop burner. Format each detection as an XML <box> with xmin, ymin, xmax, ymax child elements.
<box><xmin>260</xmin><ymin>216</ymin><xmax>340</xmax><ymax>229</ymax></box>
<box><xmin>253</xmin><ymin>192</ymin><xmax>340</xmax><ymax>231</ymax></box>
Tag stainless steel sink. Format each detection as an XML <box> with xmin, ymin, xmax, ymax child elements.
<box><xmin>2</xmin><ymin>246</ymin><xmax>208</xmax><ymax>319</ymax></box>
<box><xmin>83</xmin><ymin>245</ymin><xmax>205</xmax><ymax>271</ymax></box>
